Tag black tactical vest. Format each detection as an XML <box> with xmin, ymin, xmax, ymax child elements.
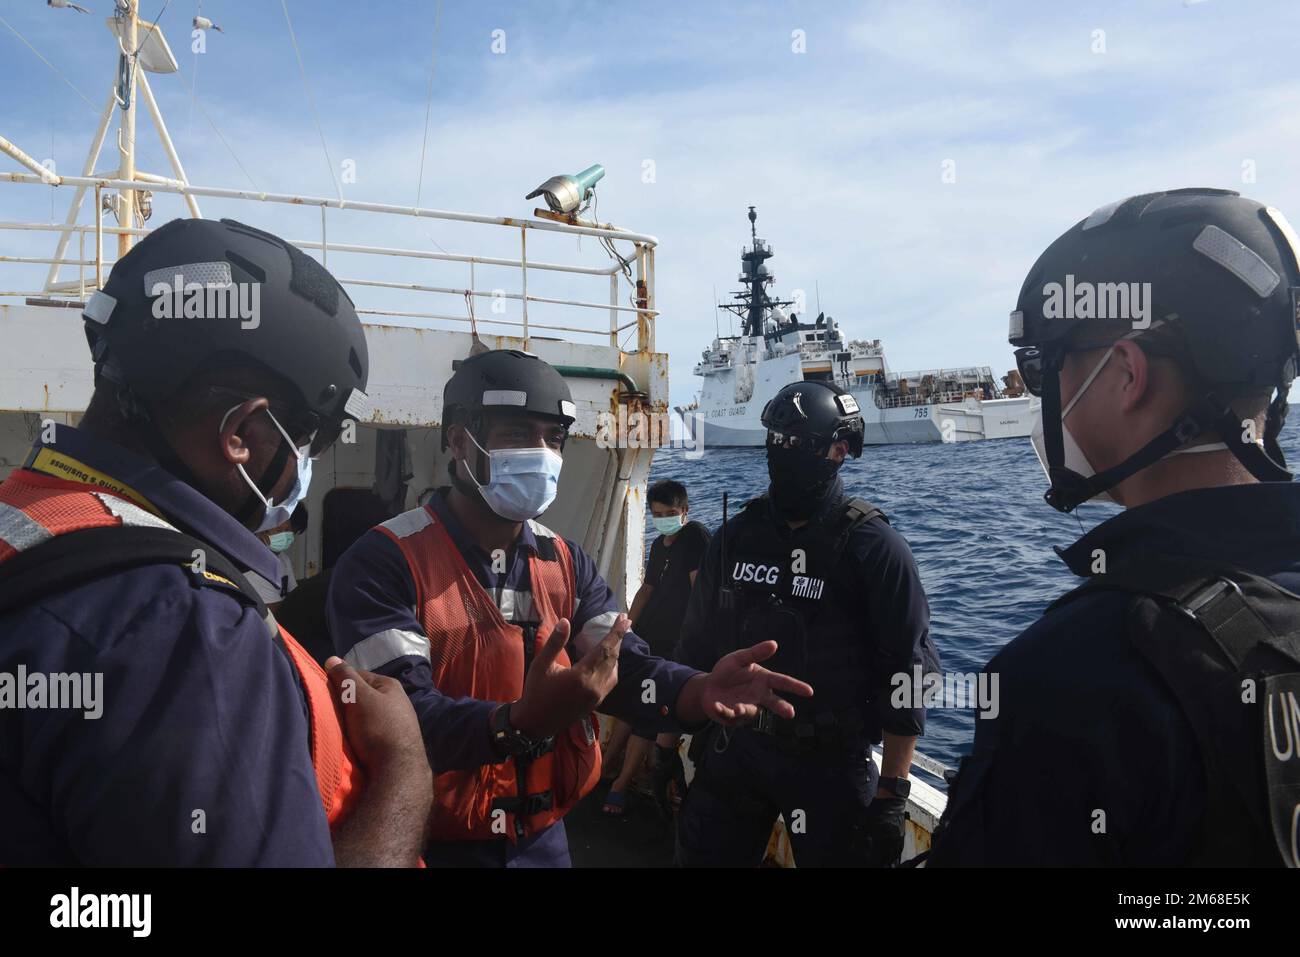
<box><xmin>717</xmin><ymin>495</ymin><xmax>885</xmax><ymax>719</ymax></box>
<box><xmin>1046</xmin><ymin>556</ymin><xmax>1300</xmax><ymax>867</ymax></box>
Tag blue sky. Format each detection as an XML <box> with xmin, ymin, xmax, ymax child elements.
<box><xmin>5</xmin><ymin>0</ymin><xmax>1300</xmax><ymax>406</ymax></box>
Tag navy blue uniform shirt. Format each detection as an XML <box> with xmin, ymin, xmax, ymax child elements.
<box><xmin>327</xmin><ymin>488</ymin><xmax>702</xmax><ymax>775</ymax></box>
<box><xmin>929</xmin><ymin>482</ymin><xmax>1300</xmax><ymax>866</ymax></box>
<box><xmin>0</xmin><ymin>424</ymin><xmax>333</xmax><ymax>866</ymax></box>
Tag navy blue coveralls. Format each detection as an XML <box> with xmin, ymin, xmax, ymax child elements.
<box><xmin>674</xmin><ymin>478</ymin><xmax>939</xmax><ymax>867</ymax></box>
<box><xmin>0</xmin><ymin>424</ymin><xmax>333</xmax><ymax>866</ymax></box>
<box><xmin>929</xmin><ymin>482</ymin><xmax>1300</xmax><ymax>866</ymax></box>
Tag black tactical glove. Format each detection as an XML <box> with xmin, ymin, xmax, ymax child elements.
<box><xmin>651</xmin><ymin>744</ymin><xmax>687</xmax><ymax>820</ymax></box>
<box><xmin>856</xmin><ymin>796</ymin><xmax>907</xmax><ymax>867</ymax></box>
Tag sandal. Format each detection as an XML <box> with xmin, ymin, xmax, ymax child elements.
<box><xmin>602</xmin><ymin>789</ymin><xmax>627</xmax><ymax>816</ymax></box>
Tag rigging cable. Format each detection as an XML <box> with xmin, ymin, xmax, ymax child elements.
<box><xmin>188</xmin><ymin>0</ymin><xmax>201</xmax><ymax>137</ymax></box>
<box><xmin>0</xmin><ymin>13</ymin><xmax>101</xmax><ymax>115</ymax></box>
<box><xmin>280</xmin><ymin>0</ymin><xmax>342</xmax><ymax>200</ymax></box>
<box><xmin>169</xmin><ymin>63</ymin><xmax>262</xmax><ymax>193</ymax></box>
<box><xmin>414</xmin><ymin>0</ymin><xmax>443</xmax><ymax>210</ymax></box>
<box><xmin>133</xmin><ymin>0</ymin><xmax>174</xmax><ymax>57</ymax></box>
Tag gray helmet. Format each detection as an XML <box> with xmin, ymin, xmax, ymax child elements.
<box><xmin>440</xmin><ymin>349</ymin><xmax>576</xmax><ymax>450</ymax></box>
<box><xmin>760</xmin><ymin>380</ymin><xmax>865</xmax><ymax>457</ymax></box>
<box><xmin>1009</xmin><ymin>188</ymin><xmax>1300</xmax><ymax>512</ymax></box>
<box><xmin>84</xmin><ymin>217</ymin><xmax>369</xmax><ymax>457</ymax></box>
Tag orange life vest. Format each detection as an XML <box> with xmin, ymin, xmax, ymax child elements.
<box><xmin>377</xmin><ymin>505</ymin><xmax>601</xmax><ymax>842</ymax></box>
<box><xmin>0</xmin><ymin>466</ymin><xmax>362</xmax><ymax>829</ymax></box>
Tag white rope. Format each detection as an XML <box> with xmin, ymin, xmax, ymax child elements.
<box><xmin>414</xmin><ymin>0</ymin><xmax>443</xmax><ymax>209</ymax></box>
<box><xmin>0</xmin><ymin>13</ymin><xmax>100</xmax><ymax>115</ymax></box>
<box><xmin>188</xmin><ymin>1</ymin><xmax>199</xmax><ymax>140</ymax></box>
<box><xmin>280</xmin><ymin>0</ymin><xmax>342</xmax><ymax>200</ymax></box>
<box><xmin>169</xmin><ymin>63</ymin><xmax>262</xmax><ymax>193</ymax></box>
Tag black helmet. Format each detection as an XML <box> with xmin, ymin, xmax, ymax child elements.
<box><xmin>1009</xmin><ymin>188</ymin><xmax>1300</xmax><ymax>511</ymax></box>
<box><xmin>83</xmin><ymin>217</ymin><xmax>369</xmax><ymax>457</ymax></box>
<box><xmin>760</xmin><ymin>380</ymin><xmax>865</xmax><ymax>458</ymax></box>
<box><xmin>440</xmin><ymin>349</ymin><xmax>576</xmax><ymax>450</ymax></box>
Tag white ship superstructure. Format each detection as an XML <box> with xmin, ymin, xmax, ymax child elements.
<box><xmin>681</xmin><ymin>209</ymin><xmax>1038</xmax><ymax>446</ymax></box>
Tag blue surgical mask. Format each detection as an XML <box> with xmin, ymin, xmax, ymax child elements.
<box><xmin>652</xmin><ymin>514</ymin><xmax>685</xmax><ymax>536</ymax></box>
<box><xmin>464</xmin><ymin>434</ymin><xmax>563</xmax><ymax>521</ymax></box>
<box><xmin>268</xmin><ymin>531</ymin><xmax>295</xmax><ymax>554</ymax></box>
<box><xmin>221</xmin><ymin>405</ymin><xmax>313</xmax><ymax>533</ymax></box>
<box><xmin>253</xmin><ymin>452</ymin><xmax>311</xmax><ymax>533</ymax></box>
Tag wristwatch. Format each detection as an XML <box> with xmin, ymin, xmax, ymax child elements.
<box><xmin>878</xmin><ymin>775</ymin><xmax>911</xmax><ymax>799</ymax></box>
<box><xmin>490</xmin><ymin>702</ymin><xmax>544</xmax><ymax>758</ymax></box>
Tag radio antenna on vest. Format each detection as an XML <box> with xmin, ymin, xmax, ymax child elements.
<box><xmin>719</xmin><ymin>491</ymin><xmax>735</xmax><ymax>617</ymax></box>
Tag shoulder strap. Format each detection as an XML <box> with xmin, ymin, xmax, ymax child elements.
<box><xmin>842</xmin><ymin>497</ymin><xmax>887</xmax><ymax>528</ymax></box>
<box><xmin>0</xmin><ymin>523</ymin><xmax>272</xmax><ymax>626</ymax></box>
<box><xmin>1052</xmin><ymin>554</ymin><xmax>1300</xmax><ymax>866</ymax></box>
<box><xmin>832</xmin><ymin>497</ymin><xmax>888</xmax><ymax>561</ymax></box>
<box><xmin>1051</xmin><ymin>556</ymin><xmax>1300</xmax><ymax>671</ymax></box>
<box><xmin>0</xmin><ymin>523</ymin><xmax>299</xmax><ymax>710</ymax></box>
<box><xmin>0</xmin><ymin>523</ymin><xmax>351</xmax><ymax>820</ymax></box>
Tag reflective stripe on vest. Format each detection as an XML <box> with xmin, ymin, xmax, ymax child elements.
<box><xmin>377</xmin><ymin>504</ymin><xmax>601</xmax><ymax>842</ymax></box>
<box><xmin>0</xmin><ymin>468</ymin><xmax>361</xmax><ymax>829</ymax></box>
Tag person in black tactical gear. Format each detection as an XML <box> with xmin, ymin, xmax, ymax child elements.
<box><xmin>929</xmin><ymin>188</ymin><xmax>1300</xmax><ymax>867</ymax></box>
<box><xmin>674</xmin><ymin>379</ymin><xmax>940</xmax><ymax>867</ymax></box>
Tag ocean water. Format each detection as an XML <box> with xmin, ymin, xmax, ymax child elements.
<box><xmin>643</xmin><ymin>412</ymin><xmax>1300</xmax><ymax>778</ymax></box>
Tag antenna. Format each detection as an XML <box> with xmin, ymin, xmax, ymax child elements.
<box><xmin>713</xmin><ymin>284</ymin><xmax>719</xmax><ymax>336</ymax></box>
<box><xmin>816</xmin><ymin>281</ymin><xmax>821</xmax><ymax>316</ymax></box>
<box><xmin>718</xmin><ymin>490</ymin><xmax>740</xmax><ymax>652</ymax></box>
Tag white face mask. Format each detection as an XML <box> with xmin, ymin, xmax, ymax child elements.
<box><xmin>462</xmin><ymin>433</ymin><xmax>564</xmax><ymax>522</ymax></box>
<box><xmin>1030</xmin><ymin>345</ymin><xmax>1231</xmax><ymax>504</ymax></box>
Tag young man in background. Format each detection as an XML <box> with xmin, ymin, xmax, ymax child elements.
<box><xmin>604</xmin><ymin>480</ymin><xmax>710</xmax><ymax>815</ymax></box>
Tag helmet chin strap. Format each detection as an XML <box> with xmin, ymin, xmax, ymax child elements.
<box><xmin>1042</xmin><ymin>365</ymin><xmax>1293</xmax><ymax>513</ymax></box>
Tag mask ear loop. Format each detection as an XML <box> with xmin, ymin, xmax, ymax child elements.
<box><xmin>465</xmin><ymin>429</ymin><xmax>494</xmax><ymax>488</ymax></box>
<box><xmin>219</xmin><ymin>405</ymin><xmax>302</xmax><ymax>521</ymax></box>
<box><xmin>1060</xmin><ymin>344</ymin><xmax>1118</xmax><ymax>419</ymax></box>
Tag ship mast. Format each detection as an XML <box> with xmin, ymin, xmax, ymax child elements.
<box><xmin>30</xmin><ymin>3</ymin><xmax>191</xmax><ymax>293</ymax></box>
<box><xmin>115</xmin><ymin>0</ymin><xmax>139</xmax><ymax>257</ymax></box>
<box><xmin>719</xmin><ymin>206</ymin><xmax>793</xmax><ymax>338</ymax></box>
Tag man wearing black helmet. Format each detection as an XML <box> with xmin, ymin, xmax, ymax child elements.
<box><xmin>0</xmin><ymin>218</ymin><xmax>431</xmax><ymax>866</ymax></box>
<box><xmin>930</xmin><ymin>188</ymin><xmax>1300</xmax><ymax>867</ymax></box>
<box><xmin>673</xmin><ymin>379</ymin><xmax>940</xmax><ymax>867</ymax></box>
<box><xmin>328</xmin><ymin>348</ymin><xmax>815</xmax><ymax>867</ymax></box>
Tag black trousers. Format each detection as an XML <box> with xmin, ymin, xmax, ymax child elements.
<box><xmin>675</xmin><ymin>727</ymin><xmax>878</xmax><ymax>867</ymax></box>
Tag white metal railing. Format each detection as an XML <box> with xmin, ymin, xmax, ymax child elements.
<box><xmin>891</xmin><ymin>365</ymin><xmax>995</xmax><ymax>382</ymax></box>
<box><xmin>874</xmin><ymin>390</ymin><xmax>971</xmax><ymax>410</ymax></box>
<box><xmin>0</xmin><ymin>172</ymin><xmax>659</xmax><ymax>352</ymax></box>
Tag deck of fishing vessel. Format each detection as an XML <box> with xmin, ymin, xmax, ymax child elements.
<box><xmin>0</xmin><ymin>6</ymin><xmax>949</xmax><ymax>867</ymax></box>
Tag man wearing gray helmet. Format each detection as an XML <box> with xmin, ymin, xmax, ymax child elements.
<box><xmin>930</xmin><ymin>189</ymin><xmax>1300</xmax><ymax>867</ymax></box>
<box><xmin>0</xmin><ymin>218</ymin><xmax>431</xmax><ymax>867</ymax></box>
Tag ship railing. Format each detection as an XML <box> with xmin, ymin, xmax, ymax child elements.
<box><xmin>0</xmin><ymin>173</ymin><xmax>659</xmax><ymax>353</ymax></box>
<box><xmin>890</xmin><ymin>365</ymin><xmax>994</xmax><ymax>383</ymax></box>
<box><xmin>874</xmin><ymin>389</ymin><xmax>972</xmax><ymax>410</ymax></box>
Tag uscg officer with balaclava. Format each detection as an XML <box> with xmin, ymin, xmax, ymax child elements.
<box><xmin>674</xmin><ymin>380</ymin><xmax>940</xmax><ymax>867</ymax></box>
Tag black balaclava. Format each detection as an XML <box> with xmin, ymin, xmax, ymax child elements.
<box><xmin>766</xmin><ymin>444</ymin><xmax>841</xmax><ymax>520</ymax></box>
